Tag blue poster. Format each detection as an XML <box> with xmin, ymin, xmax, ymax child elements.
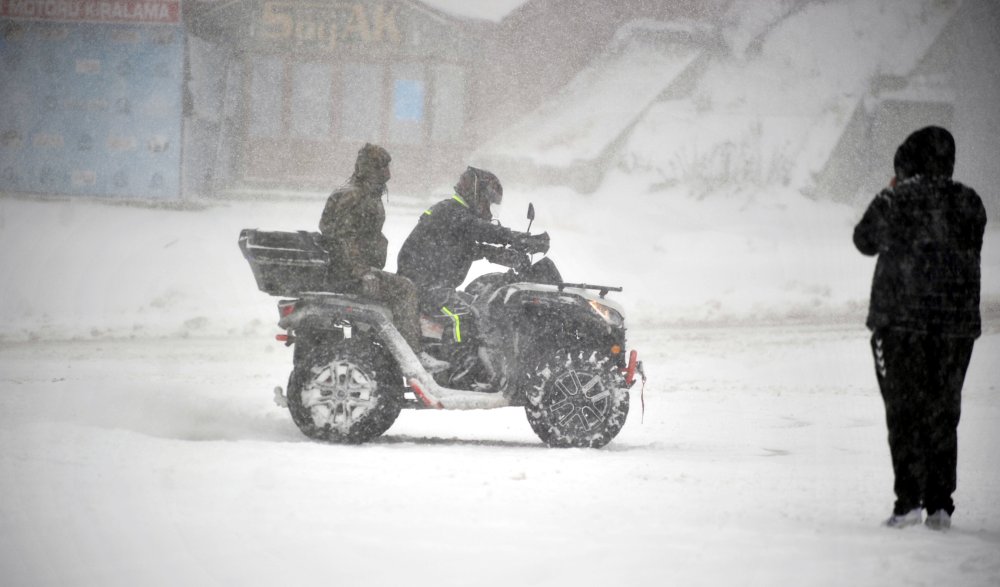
<box><xmin>0</xmin><ymin>12</ymin><xmax>183</xmax><ymax>199</ymax></box>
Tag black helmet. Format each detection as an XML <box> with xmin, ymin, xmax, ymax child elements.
<box><xmin>455</xmin><ymin>167</ymin><xmax>503</xmax><ymax>208</ymax></box>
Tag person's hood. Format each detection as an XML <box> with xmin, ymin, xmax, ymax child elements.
<box><xmin>351</xmin><ymin>143</ymin><xmax>391</xmax><ymax>191</ymax></box>
<box><xmin>893</xmin><ymin>126</ymin><xmax>955</xmax><ymax>180</ymax></box>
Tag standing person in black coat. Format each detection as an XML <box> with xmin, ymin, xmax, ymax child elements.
<box><xmin>854</xmin><ymin>126</ymin><xmax>987</xmax><ymax>530</ymax></box>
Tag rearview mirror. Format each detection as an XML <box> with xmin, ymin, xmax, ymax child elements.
<box><xmin>527</xmin><ymin>203</ymin><xmax>535</xmax><ymax>221</ymax></box>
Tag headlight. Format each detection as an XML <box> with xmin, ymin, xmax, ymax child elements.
<box><xmin>587</xmin><ymin>300</ymin><xmax>624</xmax><ymax>327</ymax></box>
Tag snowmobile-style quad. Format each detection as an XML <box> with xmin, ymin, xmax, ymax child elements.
<box><xmin>238</xmin><ymin>206</ymin><xmax>643</xmax><ymax>448</ymax></box>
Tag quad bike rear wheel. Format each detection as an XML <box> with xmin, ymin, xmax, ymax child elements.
<box><xmin>286</xmin><ymin>343</ymin><xmax>401</xmax><ymax>443</ymax></box>
<box><xmin>525</xmin><ymin>349</ymin><xmax>629</xmax><ymax>448</ymax></box>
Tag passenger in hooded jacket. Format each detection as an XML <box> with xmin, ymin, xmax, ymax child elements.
<box><xmin>854</xmin><ymin>126</ymin><xmax>987</xmax><ymax>531</ymax></box>
<box><xmin>319</xmin><ymin>143</ymin><xmax>447</xmax><ymax>373</ymax></box>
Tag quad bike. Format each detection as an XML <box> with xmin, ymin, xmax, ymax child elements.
<box><xmin>238</xmin><ymin>205</ymin><xmax>644</xmax><ymax>448</ymax></box>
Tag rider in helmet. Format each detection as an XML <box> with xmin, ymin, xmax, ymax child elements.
<box><xmin>398</xmin><ymin>166</ymin><xmax>548</xmax><ymax>303</ymax></box>
<box><xmin>397</xmin><ymin>167</ymin><xmax>549</xmax><ymax>385</ymax></box>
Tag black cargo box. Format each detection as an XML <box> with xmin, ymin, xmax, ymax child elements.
<box><xmin>239</xmin><ymin>229</ymin><xmax>333</xmax><ymax>296</ymax></box>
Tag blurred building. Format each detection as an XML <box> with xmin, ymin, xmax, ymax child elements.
<box><xmin>182</xmin><ymin>0</ymin><xmax>736</xmax><ymax>198</ymax></box>
<box><xmin>0</xmin><ymin>0</ymin><xmax>185</xmax><ymax>200</ymax></box>
<box><xmin>5</xmin><ymin>0</ymin><xmax>995</xmax><ymax>208</ymax></box>
<box><xmin>184</xmin><ymin>0</ymin><xmax>492</xmax><ymax>197</ymax></box>
<box><xmin>472</xmin><ymin>0</ymin><xmax>729</xmax><ymax>193</ymax></box>
<box><xmin>475</xmin><ymin>0</ymin><xmax>732</xmax><ymax>143</ymax></box>
<box><xmin>471</xmin><ymin>0</ymin><xmax>998</xmax><ymax>213</ymax></box>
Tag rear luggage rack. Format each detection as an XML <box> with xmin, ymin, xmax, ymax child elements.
<box><xmin>239</xmin><ymin>229</ymin><xmax>332</xmax><ymax>296</ymax></box>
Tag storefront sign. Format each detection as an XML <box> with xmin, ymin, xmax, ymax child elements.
<box><xmin>258</xmin><ymin>1</ymin><xmax>402</xmax><ymax>51</ymax></box>
<box><xmin>1</xmin><ymin>0</ymin><xmax>181</xmax><ymax>24</ymax></box>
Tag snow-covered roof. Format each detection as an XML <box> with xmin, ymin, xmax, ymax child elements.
<box><xmin>476</xmin><ymin>0</ymin><xmax>961</xmax><ymax>194</ymax></box>
<box><xmin>416</xmin><ymin>0</ymin><xmax>529</xmax><ymax>23</ymax></box>
<box><xmin>670</xmin><ymin>0</ymin><xmax>960</xmax><ymax>190</ymax></box>
<box><xmin>474</xmin><ymin>32</ymin><xmax>704</xmax><ymax>167</ymax></box>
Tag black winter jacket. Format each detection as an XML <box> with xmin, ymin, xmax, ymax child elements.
<box><xmin>398</xmin><ymin>195</ymin><xmax>517</xmax><ymax>291</ymax></box>
<box><xmin>853</xmin><ymin>176</ymin><xmax>986</xmax><ymax>337</ymax></box>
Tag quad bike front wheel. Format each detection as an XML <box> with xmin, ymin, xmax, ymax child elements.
<box><xmin>525</xmin><ymin>349</ymin><xmax>629</xmax><ymax>448</ymax></box>
<box><xmin>286</xmin><ymin>344</ymin><xmax>401</xmax><ymax>443</ymax></box>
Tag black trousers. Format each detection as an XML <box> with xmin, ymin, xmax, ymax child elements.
<box><xmin>870</xmin><ymin>328</ymin><xmax>975</xmax><ymax>516</ymax></box>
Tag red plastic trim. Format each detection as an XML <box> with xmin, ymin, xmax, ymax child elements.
<box><xmin>408</xmin><ymin>378</ymin><xmax>443</xmax><ymax>409</ymax></box>
<box><xmin>624</xmin><ymin>350</ymin><xmax>638</xmax><ymax>386</ymax></box>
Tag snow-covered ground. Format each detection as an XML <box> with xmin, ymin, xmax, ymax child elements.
<box><xmin>1</xmin><ymin>191</ymin><xmax>998</xmax><ymax>586</ymax></box>
<box><xmin>3</xmin><ymin>0</ymin><xmax>1000</xmax><ymax>583</ymax></box>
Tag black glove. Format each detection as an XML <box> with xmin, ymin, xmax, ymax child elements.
<box><xmin>513</xmin><ymin>231</ymin><xmax>549</xmax><ymax>255</ymax></box>
<box><xmin>483</xmin><ymin>246</ymin><xmax>530</xmax><ymax>269</ymax></box>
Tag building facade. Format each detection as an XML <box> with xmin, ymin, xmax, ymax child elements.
<box><xmin>186</xmin><ymin>0</ymin><xmax>484</xmax><ymax>196</ymax></box>
<box><xmin>1</xmin><ymin>0</ymin><xmax>185</xmax><ymax>199</ymax></box>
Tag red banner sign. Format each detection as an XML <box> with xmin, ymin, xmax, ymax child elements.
<box><xmin>1</xmin><ymin>0</ymin><xmax>181</xmax><ymax>24</ymax></box>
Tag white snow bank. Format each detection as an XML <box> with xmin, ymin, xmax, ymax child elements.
<box><xmin>0</xmin><ymin>184</ymin><xmax>996</xmax><ymax>343</ymax></box>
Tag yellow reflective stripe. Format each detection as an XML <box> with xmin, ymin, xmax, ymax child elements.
<box><xmin>423</xmin><ymin>209</ymin><xmax>432</xmax><ymax>215</ymax></box>
<box><xmin>451</xmin><ymin>194</ymin><xmax>468</xmax><ymax>208</ymax></box>
<box><xmin>440</xmin><ymin>306</ymin><xmax>462</xmax><ymax>343</ymax></box>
